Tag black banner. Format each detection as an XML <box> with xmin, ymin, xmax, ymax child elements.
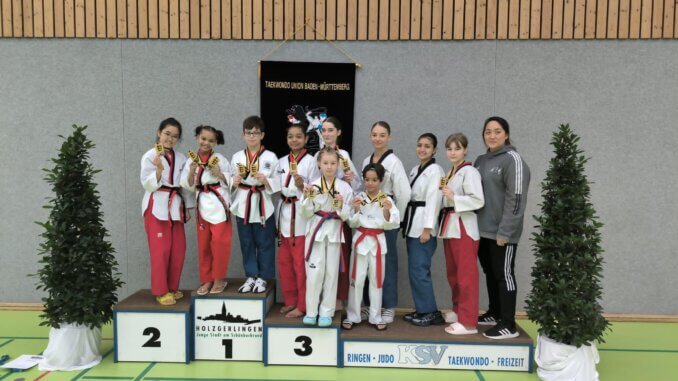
<box><xmin>260</xmin><ymin>61</ymin><xmax>356</xmax><ymax>157</ymax></box>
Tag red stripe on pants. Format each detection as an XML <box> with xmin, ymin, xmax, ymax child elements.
<box><xmin>278</xmin><ymin>236</ymin><xmax>307</xmax><ymax>312</ymax></box>
<box><xmin>144</xmin><ymin>196</ymin><xmax>186</xmax><ymax>296</ymax></box>
<box><xmin>197</xmin><ymin>214</ymin><xmax>233</xmax><ymax>283</ymax></box>
<box><xmin>443</xmin><ymin>221</ymin><xmax>479</xmax><ymax>327</ymax></box>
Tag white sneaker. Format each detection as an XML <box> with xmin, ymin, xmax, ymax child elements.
<box><xmin>381</xmin><ymin>308</ymin><xmax>395</xmax><ymax>324</ymax></box>
<box><xmin>238</xmin><ymin>277</ymin><xmax>256</xmax><ymax>293</ymax></box>
<box><xmin>252</xmin><ymin>278</ymin><xmax>267</xmax><ymax>293</ymax></box>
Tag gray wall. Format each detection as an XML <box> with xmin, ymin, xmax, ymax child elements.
<box><xmin>1</xmin><ymin>39</ymin><xmax>676</xmax><ymax>314</ymax></box>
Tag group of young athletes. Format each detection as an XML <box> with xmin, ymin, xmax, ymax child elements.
<box><xmin>140</xmin><ymin>115</ymin><xmax>530</xmax><ymax>340</ymax></box>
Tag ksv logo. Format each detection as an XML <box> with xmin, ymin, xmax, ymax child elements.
<box><xmin>397</xmin><ymin>345</ymin><xmax>448</xmax><ymax>365</ymax></box>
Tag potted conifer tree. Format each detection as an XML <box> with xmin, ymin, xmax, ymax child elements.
<box><xmin>526</xmin><ymin>124</ymin><xmax>610</xmax><ymax>381</ymax></box>
<box><xmin>35</xmin><ymin>125</ymin><xmax>123</xmax><ymax>371</ymax></box>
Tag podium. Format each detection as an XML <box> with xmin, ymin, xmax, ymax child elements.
<box><xmin>113</xmin><ymin>289</ymin><xmax>192</xmax><ymax>363</ymax></box>
<box><xmin>192</xmin><ymin>278</ymin><xmax>275</xmax><ymax>361</ymax></box>
<box><xmin>263</xmin><ymin>304</ymin><xmax>341</xmax><ymax>366</ymax></box>
<box><xmin>341</xmin><ymin>313</ymin><xmax>533</xmax><ymax>371</ymax></box>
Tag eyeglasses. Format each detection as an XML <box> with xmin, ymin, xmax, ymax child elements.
<box><xmin>244</xmin><ymin>131</ymin><xmax>262</xmax><ymax>137</ymax></box>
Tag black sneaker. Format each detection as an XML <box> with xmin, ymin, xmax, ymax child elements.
<box><xmin>483</xmin><ymin>322</ymin><xmax>519</xmax><ymax>339</ymax></box>
<box><xmin>478</xmin><ymin>312</ymin><xmax>499</xmax><ymax>326</ymax></box>
<box><xmin>411</xmin><ymin>311</ymin><xmax>446</xmax><ymax>327</ymax></box>
<box><xmin>403</xmin><ymin>311</ymin><xmax>421</xmax><ymax>322</ymax></box>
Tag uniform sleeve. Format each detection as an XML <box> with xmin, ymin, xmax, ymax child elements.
<box><xmin>305</xmin><ymin>159</ymin><xmax>320</xmax><ymax>186</ymax></box>
<box><xmin>140</xmin><ymin>153</ymin><xmax>161</xmax><ymax>193</ymax></box>
<box><xmin>179</xmin><ymin>159</ymin><xmax>196</xmax><ymax>208</ymax></box>
<box><xmin>422</xmin><ymin>168</ymin><xmax>443</xmax><ymax>230</ymax></box>
<box><xmin>265</xmin><ymin>156</ymin><xmax>281</xmax><ymax>194</ymax></box>
<box><xmin>338</xmin><ymin>186</ymin><xmax>354</xmax><ymax>221</ymax></box>
<box><xmin>347</xmin><ymin>195</ymin><xmax>362</xmax><ymax>228</ymax></box>
<box><xmin>453</xmin><ymin>168</ymin><xmax>485</xmax><ymax>213</ymax></box>
<box><xmin>346</xmin><ymin>154</ymin><xmax>362</xmax><ymax>192</ymax></box>
<box><xmin>300</xmin><ymin>193</ymin><xmax>318</xmax><ymax>218</ymax></box>
<box><xmin>218</xmin><ymin>155</ymin><xmax>233</xmax><ymax>190</ymax></box>
<box><xmin>391</xmin><ymin>159</ymin><xmax>412</xmax><ymax>223</ymax></box>
<box><xmin>383</xmin><ymin>196</ymin><xmax>401</xmax><ymax>229</ymax></box>
<box><xmin>497</xmin><ymin>153</ymin><xmax>530</xmax><ymax>241</ymax></box>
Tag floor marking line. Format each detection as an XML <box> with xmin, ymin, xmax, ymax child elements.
<box><xmin>134</xmin><ymin>362</ymin><xmax>156</xmax><ymax>381</ymax></box>
<box><xmin>0</xmin><ymin>339</ymin><xmax>14</xmax><ymax>349</ymax></box>
<box><xmin>474</xmin><ymin>370</ymin><xmax>486</xmax><ymax>381</ymax></box>
<box><xmin>35</xmin><ymin>371</ymin><xmax>51</xmax><ymax>381</ymax></box>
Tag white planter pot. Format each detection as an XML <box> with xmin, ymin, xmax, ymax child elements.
<box><xmin>535</xmin><ymin>334</ymin><xmax>600</xmax><ymax>381</ymax></box>
<box><xmin>39</xmin><ymin>323</ymin><xmax>102</xmax><ymax>371</ymax></box>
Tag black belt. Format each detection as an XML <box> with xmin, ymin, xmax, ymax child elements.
<box><xmin>276</xmin><ymin>195</ymin><xmax>300</xmax><ymax>246</ymax></box>
<box><xmin>401</xmin><ymin>200</ymin><xmax>426</xmax><ymax>238</ymax></box>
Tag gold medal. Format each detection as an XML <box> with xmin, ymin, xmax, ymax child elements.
<box><xmin>250</xmin><ymin>162</ymin><xmax>259</xmax><ymax>174</ymax></box>
<box><xmin>154</xmin><ymin>143</ymin><xmax>164</xmax><ymax>155</ymax></box>
<box><xmin>342</xmin><ymin>158</ymin><xmax>350</xmax><ymax>172</ymax></box>
<box><xmin>289</xmin><ymin>160</ymin><xmax>298</xmax><ymax>174</ymax></box>
<box><xmin>207</xmin><ymin>156</ymin><xmax>220</xmax><ymax>169</ymax></box>
<box><xmin>377</xmin><ymin>192</ymin><xmax>387</xmax><ymax>207</ymax></box>
<box><xmin>188</xmin><ymin>149</ymin><xmax>199</xmax><ymax>164</ymax></box>
<box><xmin>238</xmin><ymin>164</ymin><xmax>247</xmax><ymax>176</ymax></box>
<box><xmin>439</xmin><ymin>177</ymin><xmax>447</xmax><ymax>190</ymax></box>
<box><xmin>332</xmin><ymin>198</ymin><xmax>343</xmax><ymax>209</ymax></box>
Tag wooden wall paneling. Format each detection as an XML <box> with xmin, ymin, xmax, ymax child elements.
<box><xmin>242</xmin><ymin>0</ymin><xmax>251</xmax><ymax>38</ymax></box>
<box><xmin>23</xmin><ymin>0</ymin><xmax>33</xmax><ymax>36</ymax></box>
<box><xmin>563</xmin><ymin>0</ymin><xmax>574</xmax><ymax>38</ymax></box>
<box><xmin>378</xmin><ymin>0</ymin><xmax>389</xmax><ymax>39</ymax></box>
<box><xmin>519</xmin><ymin>0</ymin><xmax>530</xmax><ymax>38</ymax></box>
<box><xmin>283</xmin><ymin>0</ymin><xmax>293</xmax><ymax>38</ymax></box>
<box><xmin>169</xmin><ymin>0</ymin><xmax>178</xmax><ymax>38</ymax></box>
<box><xmin>127</xmin><ymin>0</ymin><xmax>137</xmax><ymax>37</ymax></box>
<box><xmin>96</xmin><ymin>0</ymin><xmax>106</xmax><ymax>37</ymax></box>
<box><xmin>584</xmin><ymin>0</ymin><xmax>595</xmax><ymax>38</ymax></box>
<box><xmin>573</xmin><ymin>0</ymin><xmax>584</xmax><ymax>37</ymax></box>
<box><xmin>65</xmin><ymin>0</ymin><xmax>74</xmax><ymax>37</ymax></box>
<box><xmin>273</xmin><ymin>0</ymin><xmax>282</xmax><ymax>38</ymax></box>
<box><xmin>315</xmin><ymin>0</ymin><xmax>326</xmax><ymax>39</ymax></box>
<box><xmin>210</xmin><ymin>0</ymin><xmax>220</xmax><ymax>38</ymax></box>
<box><xmin>651</xmin><ymin>0</ymin><xmax>663</xmax><ymax>36</ymax></box>
<box><xmin>497</xmin><ymin>0</ymin><xmax>508</xmax><ymax>38</ymax></box>
<box><xmin>453</xmin><ymin>0</ymin><xmax>464</xmax><ymax>39</ymax></box>
<box><xmin>205</xmin><ymin>0</ymin><xmax>216</xmax><ymax>37</ymax></box>
<box><xmin>464</xmin><ymin>0</ymin><xmax>475</xmax><ymax>39</ymax></box>
<box><xmin>44</xmin><ymin>0</ymin><xmax>54</xmax><ymax>36</ymax></box>
<box><xmin>221</xmin><ymin>0</ymin><xmax>231</xmax><ymax>38</ymax></box>
<box><xmin>595</xmin><ymin>0</ymin><xmax>606</xmax><ymax>38</ymax></box>
<box><xmin>33</xmin><ymin>0</ymin><xmax>44</xmax><ymax>36</ymax></box>
<box><xmin>294</xmin><ymin>0</ymin><xmax>303</xmax><ymax>39</ymax></box>
<box><xmin>674</xmin><ymin>0</ymin><xmax>678</xmax><ymax>37</ymax></box>
<box><xmin>117</xmin><ymin>0</ymin><xmax>126</xmax><ymax>36</ymax></box>
<box><xmin>618</xmin><ymin>0</ymin><xmax>630</xmax><ymax>37</ymax></box>
<box><xmin>367</xmin><ymin>0</ymin><xmax>377</xmax><ymax>39</ymax></box>
<box><xmin>629</xmin><ymin>0</ymin><xmax>640</xmax><ymax>37</ymax></box>
<box><xmin>75</xmin><ymin>0</ymin><xmax>84</xmax><ymax>37</ymax></box>
<box><xmin>541</xmin><ymin>0</ymin><xmax>552</xmax><ymax>38</ymax></box>
<box><xmin>442</xmin><ymin>0</ymin><xmax>452</xmax><ymax>38</ymax></box>
<box><xmin>337</xmin><ymin>0</ymin><xmax>347</xmax><ymax>39</ymax></box>
<box><xmin>662</xmin><ymin>0</ymin><xmax>674</xmax><ymax>37</ymax></box>
<box><xmin>326</xmin><ymin>0</ymin><xmax>336</xmax><ymax>39</ymax></box>
<box><xmin>12</xmin><ymin>0</ymin><xmax>22</xmax><ymax>37</ymax></box>
<box><xmin>607</xmin><ymin>0</ymin><xmax>618</xmax><ymax>37</ymax></box>
<box><xmin>1</xmin><ymin>0</ymin><xmax>10</xmax><ymax>36</ymax></box>
<box><xmin>304</xmin><ymin>0</ymin><xmax>314</xmax><ymax>39</ymax></box>
<box><xmin>640</xmin><ymin>0</ymin><xmax>651</xmax><ymax>37</ymax></box>
<box><xmin>400</xmin><ymin>0</ymin><xmax>411</xmax><ymax>38</ymax></box>
<box><xmin>200</xmin><ymin>0</ymin><xmax>210</xmax><ymax>38</ymax></box>
<box><xmin>552</xmin><ymin>0</ymin><xmax>563</xmax><ymax>38</ymax></box>
<box><xmin>347</xmin><ymin>0</ymin><xmax>356</xmax><ymax>39</ymax></box>
<box><xmin>411</xmin><ymin>0</ymin><xmax>421</xmax><ymax>39</ymax></box>
<box><xmin>508</xmin><ymin>0</ymin><xmax>518</xmax><ymax>38</ymax></box>
<box><xmin>421</xmin><ymin>0</ymin><xmax>432</xmax><ymax>39</ymax></box>
<box><xmin>231</xmin><ymin>0</ymin><xmax>242</xmax><ymax>40</ymax></box>
<box><xmin>476</xmin><ymin>0</ymin><xmax>486</xmax><ymax>38</ymax></box>
<box><xmin>159</xmin><ymin>0</ymin><xmax>169</xmax><ymax>38</ymax></box>
<box><xmin>389</xmin><ymin>0</ymin><xmax>399</xmax><ymax>39</ymax></box>
<box><xmin>149</xmin><ymin>0</ymin><xmax>159</xmax><ymax>38</ymax></box>
<box><xmin>357</xmin><ymin>0</ymin><xmax>367</xmax><ymax>39</ymax></box>
<box><xmin>253</xmin><ymin>0</ymin><xmax>262</xmax><ymax>39</ymax></box>
<box><xmin>530</xmin><ymin>0</ymin><xmax>541</xmax><ymax>37</ymax></box>
<box><xmin>487</xmin><ymin>0</ymin><xmax>497</xmax><ymax>38</ymax></box>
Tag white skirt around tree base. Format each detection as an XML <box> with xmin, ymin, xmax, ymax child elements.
<box><xmin>39</xmin><ymin>323</ymin><xmax>102</xmax><ymax>371</ymax></box>
<box><xmin>535</xmin><ymin>334</ymin><xmax>600</xmax><ymax>381</ymax></box>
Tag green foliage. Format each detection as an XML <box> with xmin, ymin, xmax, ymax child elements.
<box><xmin>525</xmin><ymin>124</ymin><xmax>610</xmax><ymax>347</ymax></box>
<box><xmin>35</xmin><ymin>125</ymin><xmax>123</xmax><ymax>329</ymax></box>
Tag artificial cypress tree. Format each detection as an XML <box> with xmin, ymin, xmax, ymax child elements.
<box><xmin>36</xmin><ymin>125</ymin><xmax>123</xmax><ymax>329</ymax></box>
<box><xmin>526</xmin><ymin>124</ymin><xmax>610</xmax><ymax>348</ymax></box>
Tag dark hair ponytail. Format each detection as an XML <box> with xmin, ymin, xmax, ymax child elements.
<box><xmin>483</xmin><ymin>116</ymin><xmax>511</xmax><ymax>145</ymax></box>
<box><xmin>157</xmin><ymin>117</ymin><xmax>182</xmax><ymax>139</ymax></box>
<box><xmin>418</xmin><ymin>132</ymin><xmax>438</xmax><ymax>149</ymax></box>
<box><xmin>194</xmin><ymin>125</ymin><xmax>225</xmax><ymax>145</ymax></box>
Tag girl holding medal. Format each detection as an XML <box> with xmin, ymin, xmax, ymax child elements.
<box><xmin>180</xmin><ymin>125</ymin><xmax>233</xmax><ymax>296</ymax></box>
<box><xmin>301</xmin><ymin>146</ymin><xmax>353</xmax><ymax>327</ymax></box>
<box><xmin>438</xmin><ymin>133</ymin><xmax>485</xmax><ymax>335</ymax></box>
<box><xmin>275</xmin><ymin>123</ymin><xmax>319</xmax><ymax>318</ymax></box>
<box><xmin>342</xmin><ymin>163</ymin><xmax>400</xmax><ymax>331</ymax></box>
<box><xmin>141</xmin><ymin>118</ymin><xmax>195</xmax><ymax>305</ymax></box>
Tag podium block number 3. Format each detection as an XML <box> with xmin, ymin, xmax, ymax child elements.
<box><xmin>294</xmin><ymin>336</ymin><xmax>312</xmax><ymax>356</ymax></box>
<box><xmin>142</xmin><ymin>327</ymin><xmax>161</xmax><ymax>348</ymax></box>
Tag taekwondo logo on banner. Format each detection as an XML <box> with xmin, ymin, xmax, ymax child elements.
<box><xmin>260</xmin><ymin>61</ymin><xmax>356</xmax><ymax>157</ymax></box>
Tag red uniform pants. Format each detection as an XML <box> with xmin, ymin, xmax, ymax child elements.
<box><xmin>443</xmin><ymin>221</ymin><xmax>480</xmax><ymax>327</ymax></box>
<box><xmin>278</xmin><ymin>236</ymin><xmax>307</xmax><ymax>312</ymax></box>
<box><xmin>336</xmin><ymin>225</ymin><xmax>352</xmax><ymax>300</ymax></box>
<box><xmin>197</xmin><ymin>214</ymin><xmax>232</xmax><ymax>284</ymax></box>
<box><xmin>144</xmin><ymin>197</ymin><xmax>186</xmax><ymax>296</ymax></box>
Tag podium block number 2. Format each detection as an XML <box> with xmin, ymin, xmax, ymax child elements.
<box><xmin>294</xmin><ymin>336</ymin><xmax>312</xmax><ymax>356</ymax></box>
<box><xmin>142</xmin><ymin>327</ymin><xmax>161</xmax><ymax>348</ymax></box>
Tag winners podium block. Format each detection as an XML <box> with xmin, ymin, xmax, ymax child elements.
<box><xmin>263</xmin><ymin>304</ymin><xmax>341</xmax><ymax>366</ymax></box>
<box><xmin>341</xmin><ymin>313</ymin><xmax>533</xmax><ymax>372</ymax></box>
<box><xmin>113</xmin><ymin>289</ymin><xmax>192</xmax><ymax>363</ymax></box>
<box><xmin>192</xmin><ymin>278</ymin><xmax>275</xmax><ymax>361</ymax></box>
